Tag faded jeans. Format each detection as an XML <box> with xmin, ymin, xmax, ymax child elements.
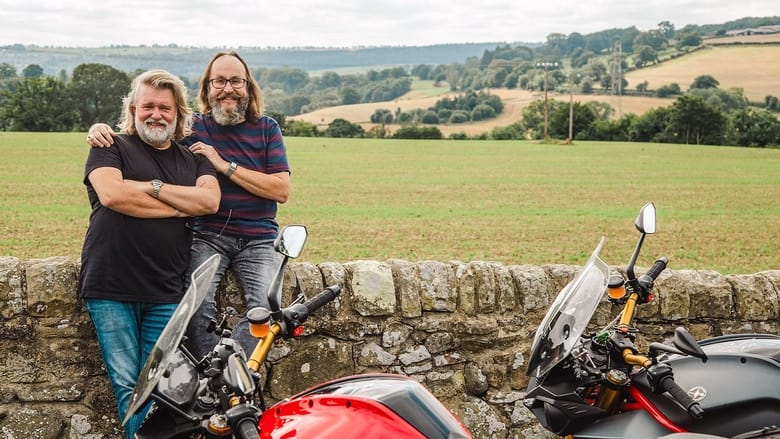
<box><xmin>85</xmin><ymin>299</ymin><xmax>178</xmax><ymax>438</ymax></box>
<box><xmin>185</xmin><ymin>231</ymin><xmax>281</xmax><ymax>360</ymax></box>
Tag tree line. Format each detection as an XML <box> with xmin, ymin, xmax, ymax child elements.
<box><xmin>1</xmin><ymin>15</ymin><xmax>779</xmax><ymax>147</ymax></box>
<box><xmin>0</xmin><ymin>62</ymin><xmax>414</xmax><ymax>131</ymax></box>
<box><xmin>285</xmin><ymin>77</ymin><xmax>780</xmax><ymax>147</ymax></box>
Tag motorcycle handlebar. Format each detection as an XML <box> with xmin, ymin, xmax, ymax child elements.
<box><xmin>659</xmin><ymin>375</ymin><xmax>705</xmax><ymax>420</ymax></box>
<box><xmin>637</xmin><ymin>257</ymin><xmax>668</xmax><ymax>294</ymax></box>
<box><xmin>235</xmin><ymin>419</ymin><xmax>260</xmax><ymax>439</ymax></box>
<box><xmin>645</xmin><ymin>257</ymin><xmax>669</xmax><ymax>281</ymax></box>
<box><xmin>303</xmin><ymin>285</ymin><xmax>341</xmax><ymax>315</ymax></box>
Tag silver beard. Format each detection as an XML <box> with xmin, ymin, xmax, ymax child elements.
<box><xmin>210</xmin><ymin>94</ymin><xmax>249</xmax><ymax>126</ymax></box>
<box><xmin>136</xmin><ymin>116</ymin><xmax>175</xmax><ymax>147</ymax></box>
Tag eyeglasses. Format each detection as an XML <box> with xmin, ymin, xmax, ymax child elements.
<box><xmin>209</xmin><ymin>78</ymin><xmax>247</xmax><ymax>89</ymax></box>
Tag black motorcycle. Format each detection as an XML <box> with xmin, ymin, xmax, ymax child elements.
<box><xmin>524</xmin><ymin>203</ymin><xmax>780</xmax><ymax>438</ymax></box>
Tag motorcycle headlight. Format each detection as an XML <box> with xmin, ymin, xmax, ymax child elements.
<box><xmin>157</xmin><ymin>351</ymin><xmax>200</xmax><ymax>405</ymax></box>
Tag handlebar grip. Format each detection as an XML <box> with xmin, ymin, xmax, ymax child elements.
<box><xmin>304</xmin><ymin>285</ymin><xmax>341</xmax><ymax>315</ymax></box>
<box><xmin>660</xmin><ymin>376</ymin><xmax>704</xmax><ymax>420</ymax></box>
<box><xmin>235</xmin><ymin>418</ymin><xmax>259</xmax><ymax>439</ymax></box>
<box><xmin>644</xmin><ymin>257</ymin><xmax>668</xmax><ymax>282</ymax></box>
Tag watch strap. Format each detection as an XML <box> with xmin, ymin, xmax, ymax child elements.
<box><xmin>225</xmin><ymin>162</ymin><xmax>238</xmax><ymax>178</ymax></box>
<box><xmin>151</xmin><ymin>179</ymin><xmax>163</xmax><ymax>199</ymax></box>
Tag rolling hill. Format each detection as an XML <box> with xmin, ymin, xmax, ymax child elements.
<box><xmin>292</xmin><ymin>37</ymin><xmax>779</xmax><ymax>136</ymax></box>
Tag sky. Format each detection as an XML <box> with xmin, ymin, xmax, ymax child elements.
<box><xmin>2</xmin><ymin>0</ymin><xmax>778</xmax><ymax>48</ymax></box>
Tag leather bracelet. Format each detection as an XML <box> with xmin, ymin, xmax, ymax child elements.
<box><xmin>225</xmin><ymin>162</ymin><xmax>238</xmax><ymax>178</ymax></box>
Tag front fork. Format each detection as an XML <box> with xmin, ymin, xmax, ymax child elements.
<box><xmin>591</xmin><ymin>293</ymin><xmax>653</xmax><ymax>415</ymax></box>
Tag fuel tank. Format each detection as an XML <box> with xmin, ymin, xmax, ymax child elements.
<box><xmin>634</xmin><ymin>334</ymin><xmax>780</xmax><ymax>437</ymax></box>
<box><xmin>258</xmin><ymin>373</ymin><xmax>471</xmax><ymax>439</ymax></box>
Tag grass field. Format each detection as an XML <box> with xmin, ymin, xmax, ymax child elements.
<box><xmin>1</xmin><ymin>132</ymin><xmax>778</xmax><ymax>275</ymax></box>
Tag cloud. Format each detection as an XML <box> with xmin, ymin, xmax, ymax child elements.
<box><xmin>1</xmin><ymin>0</ymin><xmax>777</xmax><ymax>48</ymax></box>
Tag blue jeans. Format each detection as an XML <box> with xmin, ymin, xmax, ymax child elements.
<box><xmin>85</xmin><ymin>299</ymin><xmax>178</xmax><ymax>439</ymax></box>
<box><xmin>185</xmin><ymin>231</ymin><xmax>281</xmax><ymax>360</ymax></box>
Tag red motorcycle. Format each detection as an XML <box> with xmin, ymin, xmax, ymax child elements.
<box><xmin>124</xmin><ymin>225</ymin><xmax>472</xmax><ymax>439</ymax></box>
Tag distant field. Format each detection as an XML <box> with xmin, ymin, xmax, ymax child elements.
<box><xmin>294</xmin><ymin>89</ymin><xmax>676</xmax><ymax>136</ymax></box>
<box><xmin>625</xmin><ymin>44</ymin><xmax>780</xmax><ymax>102</ymax></box>
<box><xmin>2</xmin><ymin>132</ymin><xmax>779</xmax><ymax>275</ymax></box>
<box><xmin>704</xmin><ymin>33</ymin><xmax>780</xmax><ymax>45</ymax></box>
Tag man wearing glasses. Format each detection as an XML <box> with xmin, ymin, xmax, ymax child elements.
<box><xmin>88</xmin><ymin>52</ymin><xmax>291</xmax><ymax>360</ymax></box>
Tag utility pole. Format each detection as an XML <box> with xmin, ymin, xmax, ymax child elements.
<box><xmin>611</xmin><ymin>40</ymin><xmax>623</xmax><ymax>118</ymax></box>
<box><xmin>536</xmin><ymin>61</ymin><xmax>558</xmax><ymax>140</ymax></box>
<box><xmin>567</xmin><ymin>72</ymin><xmax>579</xmax><ymax>144</ymax></box>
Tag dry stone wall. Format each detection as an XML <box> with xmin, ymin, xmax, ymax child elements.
<box><xmin>0</xmin><ymin>255</ymin><xmax>778</xmax><ymax>438</ymax></box>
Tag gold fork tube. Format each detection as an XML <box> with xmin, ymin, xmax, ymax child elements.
<box><xmin>246</xmin><ymin>323</ymin><xmax>282</xmax><ymax>372</ymax></box>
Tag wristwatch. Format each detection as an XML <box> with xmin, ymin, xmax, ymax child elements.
<box><xmin>151</xmin><ymin>179</ymin><xmax>163</xmax><ymax>199</ymax></box>
<box><xmin>225</xmin><ymin>161</ymin><xmax>238</xmax><ymax>178</ymax></box>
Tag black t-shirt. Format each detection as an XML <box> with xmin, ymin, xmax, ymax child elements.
<box><xmin>78</xmin><ymin>135</ymin><xmax>216</xmax><ymax>303</ymax></box>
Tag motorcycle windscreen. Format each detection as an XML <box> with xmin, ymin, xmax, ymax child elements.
<box><xmin>122</xmin><ymin>253</ymin><xmax>221</xmax><ymax>426</ymax></box>
<box><xmin>527</xmin><ymin>238</ymin><xmax>609</xmax><ymax>378</ymax></box>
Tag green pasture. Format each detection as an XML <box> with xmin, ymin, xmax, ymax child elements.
<box><xmin>1</xmin><ymin>131</ymin><xmax>778</xmax><ymax>274</ymax></box>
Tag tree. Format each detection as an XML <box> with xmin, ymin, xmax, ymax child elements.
<box><xmin>448</xmin><ymin>110</ymin><xmax>470</xmax><ymax>124</ymax></box>
<box><xmin>445</xmin><ymin>64</ymin><xmax>463</xmax><ymax>91</ymax></box>
<box><xmin>319</xmin><ymin>72</ymin><xmax>341</xmax><ymax>88</ymax></box>
<box><xmin>411</xmin><ymin>64</ymin><xmax>433</xmax><ymax>80</ymax></box>
<box><xmin>548</xmin><ymin>101</ymin><xmax>597</xmax><ymax>140</ymax></box>
<box><xmin>470</xmin><ymin>104</ymin><xmax>496</xmax><ymax>121</ymax></box>
<box><xmin>341</xmin><ymin>87</ymin><xmax>361</xmax><ymax>105</ymax></box>
<box><xmin>634</xmin><ymin>46</ymin><xmax>658</xmax><ymax>67</ymax></box>
<box><xmin>22</xmin><ymin>64</ymin><xmax>44</xmax><ymax>78</ymax></box>
<box><xmin>265</xmin><ymin>67</ymin><xmax>309</xmax><ymax>94</ymax></box>
<box><xmin>726</xmin><ymin>108</ymin><xmax>780</xmax><ymax>147</ymax></box>
<box><xmin>421</xmin><ymin>110</ymin><xmax>439</xmax><ymax>124</ymax></box>
<box><xmin>666</xmin><ymin>94</ymin><xmax>726</xmax><ymax>145</ymax></box>
<box><xmin>656</xmin><ymin>83</ymin><xmax>681</xmax><ymax>98</ymax></box>
<box><xmin>0</xmin><ymin>62</ymin><xmax>17</xmax><ymax>80</ymax></box>
<box><xmin>634</xmin><ymin>30</ymin><xmax>666</xmax><ymax>51</ymax></box>
<box><xmin>658</xmin><ymin>20</ymin><xmax>675</xmax><ymax>39</ymax></box>
<box><xmin>679</xmin><ymin>33</ymin><xmax>702</xmax><ymax>48</ymax></box>
<box><xmin>67</xmin><ymin>63</ymin><xmax>130</xmax><ymax>130</ymax></box>
<box><xmin>690</xmin><ymin>75</ymin><xmax>719</xmax><ymax>90</ymax></box>
<box><xmin>628</xmin><ymin>107</ymin><xmax>671</xmax><ymax>142</ymax></box>
<box><xmin>765</xmin><ymin>95</ymin><xmax>780</xmax><ymax>112</ymax></box>
<box><xmin>287</xmin><ymin>120</ymin><xmax>318</xmax><ymax>137</ymax></box>
<box><xmin>370</xmin><ymin>108</ymin><xmax>393</xmax><ymax>124</ymax></box>
<box><xmin>687</xmin><ymin>87</ymin><xmax>747</xmax><ymax>113</ymax></box>
<box><xmin>0</xmin><ymin>77</ymin><xmax>76</xmax><ymax>131</ymax></box>
<box><xmin>326</xmin><ymin>118</ymin><xmax>364</xmax><ymax>138</ymax></box>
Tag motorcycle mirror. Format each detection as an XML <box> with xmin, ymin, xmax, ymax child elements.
<box><xmin>223</xmin><ymin>352</ymin><xmax>256</xmax><ymax>395</ymax></box>
<box><xmin>275</xmin><ymin>225</ymin><xmax>307</xmax><ymax>258</ymax></box>
<box><xmin>673</xmin><ymin>327</ymin><xmax>708</xmax><ymax>361</ymax></box>
<box><xmin>627</xmin><ymin>203</ymin><xmax>655</xmax><ymax>280</ymax></box>
<box><xmin>269</xmin><ymin>225</ymin><xmax>308</xmax><ymax>315</ymax></box>
<box><xmin>648</xmin><ymin>342</ymin><xmax>684</xmax><ymax>357</ymax></box>
<box><xmin>635</xmin><ymin>202</ymin><xmax>656</xmax><ymax>234</ymax></box>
